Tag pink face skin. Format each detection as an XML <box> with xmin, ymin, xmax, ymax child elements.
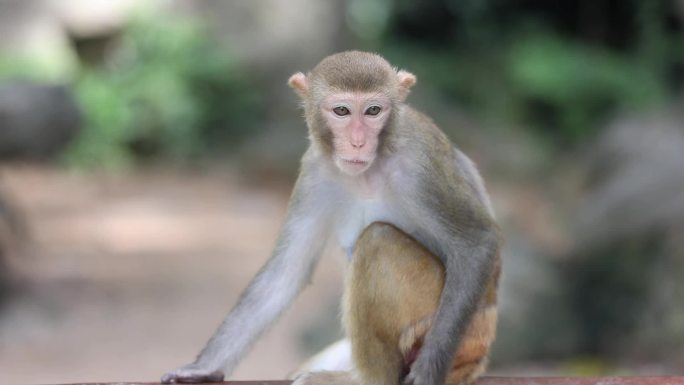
<box><xmin>321</xmin><ymin>92</ymin><xmax>392</xmax><ymax>176</ymax></box>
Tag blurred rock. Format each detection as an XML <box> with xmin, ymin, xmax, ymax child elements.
<box><xmin>0</xmin><ymin>190</ymin><xmax>24</xmax><ymax>302</ymax></box>
<box><xmin>168</xmin><ymin>0</ymin><xmax>346</xmax><ymax>69</ymax></box>
<box><xmin>0</xmin><ymin>0</ymin><xmax>137</xmax><ymax>75</ymax></box>
<box><xmin>0</xmin><ymin>81</ymin><xmax>81</xmax><ymax>161</ymax></box>
<box><xmin>55</xmin><ymin>0</ymin><xmax>134</xmax><ymax>66</ymax></box>
<box><xmin>0</xmin><ymin>0</ymin><xmax>72</xmax><ymax>66</ymax></box>
<box><xmin>53</xmin><ymin>0</ymin><xmax>134</xmax><ymax>37</ymax></box>
<box><xmin>567</xmin><ymin>103</ymin><xmax>684</xmax><ymax>367</ymax></box>
<box><xmin>576</xmin><ymin>107</ymin><xmax>684</xmax><ymax>246</ymax></box>
<box><xmin>492</xmin><ymin>237</ymin><xmax>580</xmax><ymax>364</ymax></box>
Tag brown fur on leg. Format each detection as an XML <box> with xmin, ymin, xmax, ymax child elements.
<box><xmin>345</xmin><ymin>222</ymin><xmax>445</xmax><ymax>385</ymax></box>
<box><xmin>296</xmin><ymin>222</ymin><xmax>500</xmax><ymax>385</ymax></box>
<box><xmin>398</xmin><ymin>259</ymin><xmax>501</xmax><ymax>385</ymax></box>
<box><xmin>348</xmin><ymin>222</ymin><xmax>500</xmax><ymax>385</ymax></box>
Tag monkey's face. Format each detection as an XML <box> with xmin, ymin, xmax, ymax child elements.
<box><xmin>321</xmin><ymin>92</ymin><xmax>392</xmax><ymax>176</ymax></box>
<box><xmin>287</xmin><ymin>52</ymin><xmax>416</xmax><ymax>176</ymax></box>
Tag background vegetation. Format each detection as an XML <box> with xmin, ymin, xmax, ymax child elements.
<box><xmin>3</xmin><ymin>1</ymin><xmax>680</xmax><ymax>168</ymax></box>
<box><xmin>1</xmin><ymin>0</ymin><xmax>683</xmax><ymax>381</ymax></box>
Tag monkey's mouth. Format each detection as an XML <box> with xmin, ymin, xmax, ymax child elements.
<box><xmin>344</xmin><ymin>159</ymin><xmax>369</xmax><ymax>165</ymax></box>
<box><xmin>336</xmin><ymin>157</ymin><xmax>373</xmax><ymax>175</ymax></box>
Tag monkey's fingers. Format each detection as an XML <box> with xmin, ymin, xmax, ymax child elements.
<box><xmin>160</xmin><ymin>365</ymin><xmax>225</xmax><ymax>384</ymax></box>
<box><xmin>398</xmin><ymin>315</ymin><xmax>435</xmax><ymax>362</ymax></box>
<box><xmin>403</xmin><ymin>357</ymin><xmax>431</xmax><ymax>385</ymax></box>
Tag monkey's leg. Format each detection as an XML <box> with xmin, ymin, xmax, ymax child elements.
<box><xmin>398</xmin><ymin>260</ymin><xmax>500</xmax><ymax>385</ymax></box>
<box><xmin>351</xmin><ymin>223</ymin><xmax>499</xmax><ymax>385</ymax></box>
<box><xmin>398</xmin><ymin>317</ymin><xmax>495</xmax><ymax>385</ymax></box>
<box><xmin>345</xmin><ymin>222</ymin><xmax>446</xmax><ymax>385</ymax></box>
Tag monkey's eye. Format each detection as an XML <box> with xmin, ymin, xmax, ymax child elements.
<box><xmin>365</xmin><ymin>106</ymin><xmax>382</xmax><ymax>116</ymax></box>
<box><xmin>333</xmin><ymin>106</ymin><xmax>350</xmax><ymax>116</ymax></box>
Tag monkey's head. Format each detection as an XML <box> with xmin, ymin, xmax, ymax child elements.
<box><xmin>288</xmin><ymin>51</ymin><xmax>416</xmax><ymax>176</ymax></box>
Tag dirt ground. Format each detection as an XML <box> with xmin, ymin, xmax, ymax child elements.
<box><xmin>0</xmin><ymin>165</ymin><xmax>347</xmax><ymax>384</ymax></box>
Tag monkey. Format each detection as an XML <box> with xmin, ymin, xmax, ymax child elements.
<box><xmin>161</xmin><ymin>51</ymin><xmax>501</xmax><ymax>385</ymax></box>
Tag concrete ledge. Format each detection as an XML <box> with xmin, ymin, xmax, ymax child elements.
<box><xmin>58</xmin><ymin>377</ymin><xmax>684</xmax><ymax>385</ymax></box>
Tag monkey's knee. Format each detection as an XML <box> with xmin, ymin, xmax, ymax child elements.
<box><xmin>349</xmin><ymin>221</ymin><xmax>444</xmax><ymax>332</ymax></box>
<box><xmin>350</xmin><ymin>221</ymin><xmax>426</xmax><ymax>294</ymax></box>
<box><xmin>353</xmin><ymin>222</ymin><xmax>442</xmax><ymax>274</ymax></box>
<box><xmin>354</xmin><ymin>222</ymin><xmax>402</xmax><ymax>258</ymax></box>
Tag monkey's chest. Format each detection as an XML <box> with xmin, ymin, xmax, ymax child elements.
<box><xmin>335</xmin><ymin>199</ymin><xmax>403</xmax><ymax>259</ymax></box>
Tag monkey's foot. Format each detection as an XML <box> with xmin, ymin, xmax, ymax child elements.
<box><xmin>161</xmin><ymin>364</ymin><xmax>224</xmax><ymax>384</ymax></box>
<box><xmin>293</xmin><ymin>371</ymin><xmax>357</xmax><ymax>385</ymax></box>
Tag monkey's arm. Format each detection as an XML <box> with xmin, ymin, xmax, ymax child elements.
<box><xmin>403</xmin><ymin>171</ymin><xmax>500</xmax><ymax>385</ymax></box>
<box><xmin>161</xmin><ymin>172</ymin><xmax>333</xmax><ymax>384</ymax></box>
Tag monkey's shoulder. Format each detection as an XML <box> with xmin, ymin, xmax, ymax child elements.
<box><xmin>400</xmin><ymin>106</ymin><xmax>453</xmax><ymax>152</ymax></box>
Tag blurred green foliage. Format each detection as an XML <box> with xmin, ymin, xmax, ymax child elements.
<box><xmin>371</xmin><ymin>0</ymin><xmax>683</xmax><ymax>148</ymax></box>
<box><xmin>384</xmin><ymin>36</ymin><xmax>665</xmax><ymax>147</ymax></box>
<box><xmin>65</xmin><ymin>16</ymin><xmax>264</xmax><ymax>168</ymax></box>
<box><xmin>0</xmin><ymin>14</ymin><xmax>264</xmax><ymax>169</ymax></box>
<box><xmin>0</xmin><ymin>1</ymin><xmax>681</xmax><ymax>164</ymax></box>
<box><xmin>508</xmin><ymin>35</ymin><xmax>665</xmax><ymax>142</ymax></box>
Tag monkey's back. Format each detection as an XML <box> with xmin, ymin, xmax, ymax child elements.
<box><xmin>346</xmin><ymin>222</ymin><xmax>500</xmax><ymax>385</ymax></box>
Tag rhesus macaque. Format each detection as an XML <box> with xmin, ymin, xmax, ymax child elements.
<box><xmin>161</xmin><ymin>51</ymin><xmax>501</xmax><ymax>385</ymax></box>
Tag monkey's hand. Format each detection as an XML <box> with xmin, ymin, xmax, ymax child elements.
<box><xmin>161</xmin><ymin>363</ymin><xmax>224</xmax><ymax>384</ymax></box>
<box><xmin>404</xmin><ymin>350</ymin><xmax>443</xmax><ymax>385</ymax></box>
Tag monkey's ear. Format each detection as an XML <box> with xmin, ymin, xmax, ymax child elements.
<box><xmin>397</xmin><ymin>70</ymin><xmax>416</xmax><ymax>100</ymax></box>
<box><xmin>288</xmin><ymin>72</ymin><xmax>309</xmax><ymax>98</ymax></box>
